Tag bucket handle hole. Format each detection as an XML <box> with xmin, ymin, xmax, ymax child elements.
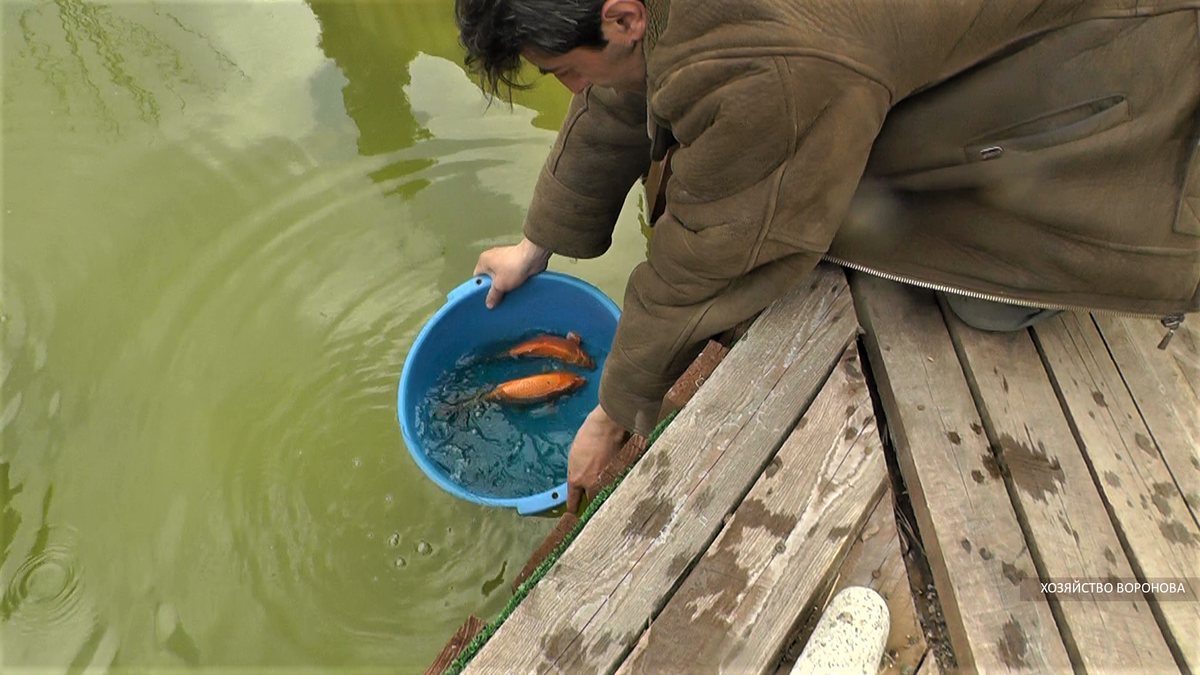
<box><xmin>552</xmin><ymin>491</ymin><xmax>559</xmax><ymax>499</ymax></box>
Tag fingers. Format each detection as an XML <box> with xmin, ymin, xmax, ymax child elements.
<box><xmin>565</xmin><ymin>483</ymin><xmax>585</xmax><ymax>515</ymax></box>
<box><xmin>485</xmin><ymin>284</ymin><xmax>505</xmax><ymax>309</ymax></box>
<box><xmin>473</xmin><ymin>246</ymin><xmax>497</xmax><ymax>278</ymax></box>
<box><xmin>474</xmin><ymin>247</ymin><xmax>512</xmax><ymax>309</ymax></box>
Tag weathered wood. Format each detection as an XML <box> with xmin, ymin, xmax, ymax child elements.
<box><xmin>512</xmin><ymin>435</ymin><xmax>649</xmax><ymax>594</ymax></box>
<box><xmin>773</xmin><ymin>491</ymin><xmax>928</xmax><ymax>675</ymax></box>
<box><xmin>851</xmin><ymin>274</ymin><xmax>1072</xmax><ymax>674</ymax></box>
<box><xmin>596</xmin><ymin>434</ymin><xmax>652</xmax><ymax>497</ymax></box>
<box><xmin>512</xmin><ymin>513</ymin><xmax>581</xmax><ymax>594</ymax></box>
<box><xmin>1033</xmin><ymin>312</ymin><xmax>1200</xmax><ymax>671</ymax></box>
<box><xmin>716</xmin><ymin>312</ymin><xmax>761</xmax><ymax>348</ymax></box>
<box><xmin>425</xmin><ymin>615</ymin><xmax>486</xmax><ymax>675</ymax></box>
<box><xmin>616</xmin><ymin>345</ymin><xmax>887</xmax><ymax>675</ymax></box>
<box><xmin>1093</xmin><ymin>314</ymin><xmax>1200</xmax><ymax>523</ymax></box>
<box><xmin>833</xmin><ymin>492</ymin><xmax>929</xmax><ymax>675</ymax></box>
<box><xmin>658</xmin><ymin>340</ymin><xmax>729</xmax><ymax>424</ymax></box>
<box><xmin>462</xmin><ymin>264</ymin><xmax>859</xmax><ymax>675</ymax></box>
<box><xmin>943</xmin><ymin>307</ymin><xmax>1178</xmax><ymax>672</ymax></box>
<box><xmin>916</xmin><ymin>651</ymin><xmax>944</xmax><ymax>675</ymax></box>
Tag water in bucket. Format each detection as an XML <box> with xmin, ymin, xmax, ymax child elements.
<box><xmin>412</xmin><ymin>332</ymin><xmax>608</xmax><ymax>499</ymax></box>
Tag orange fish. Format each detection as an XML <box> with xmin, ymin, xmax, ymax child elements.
<box><xmin>502</xmin><ymin>331</ymin><xmax>595</xmax><ymax>370</ymax></box>
<box><xmin>483</xmin><ymin>372</ymin><xmax>586</xmax><ymax>406</ymax></box>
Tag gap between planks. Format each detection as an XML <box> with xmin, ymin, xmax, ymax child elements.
<box><xmin>940</xmin><ymin>301</ymin><xmax>1179</xmax><ymax>673</ymax></box>
<box><xmin>771</xmin><ymin>486</ymin><xmax>929</xmax><ymax>675</ymax></box>
<box><xmin>462</xmin><ymin>264</ymin><xmax>859</xmax><ymax>675</ymax></box>
<box><xmin>851</xmin><ymin>273</ymin><xmax>1071</xmax><ymax>674</ymax></box>
<box><xmin>1092</xmin><ymin>314</ymin><xmax>1200</xmax><ymax>528</ymax></box>
<box><xmin>1032</xmin><ymin>312</ymin><xmax>1200</xmax><ymax>673</ymax></box>
<box><xmin>616</xmin><ymin>345</ymin><xmax>887</xmax><ymax>675</ymax></box>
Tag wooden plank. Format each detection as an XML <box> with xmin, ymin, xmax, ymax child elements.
<box><xmin>511</xmin><ymin>434</ymin><xmax>650</xmax><ymax>594</ymax></box>
<box><xmin>851</xmin><ymin>274</ymin><xmax>1072</xmax><ymax>674</ymax></box>
<box><xmin>1094</xmin><ymin>314</ymin><xmax>1200</xmax><ymax>522</ymax></box>
<box><xmin>512</xmin><ymin>512</ymin><xmax>580</xmax><ymax>594</ymax></box>
<box><xmin>462</xmin><ymin>264</ymin><xmax>859</xmax><ymax>675</ymax></box>
<box><xmin>916</xmin><ymin>651</ymin><xmax>944</xmax><ymax>675</ymax></box>
<box><xmin>831</xmin><ymin>491</ymin><xmax>928</xmax><ymax>675</ymax></box>
<box><xmin>770</xmin><ymin>489</ymin><xmax>928</xmax><ymax>675</ymax></box>
<box><xmin>942</xmin><ymin>307</ymin><xmax>1178</xmax><ymax>672</ymax></box>
<box><xmin>1032</xmin><ymin>312</ymin><xmax>1200</xmax><ymax>671</ymax></box>
<box><xmin>595</xmin><ymin>434</ymin><xmax>651</xmax><ymax>497</ymax></box>
<box><xmin>425</xmin><ymin>615</ymin><xmax>486</xmax><ymax>675</ymax></box>
<box><xmin>615</xmin><ymin>345</ymin><xmax>887</xmax><ymax>675</ymax></box>
<box><xmin>657</xmin><ymin>340</ymin><xmax>729</xmax><ymax>424</ymax></box>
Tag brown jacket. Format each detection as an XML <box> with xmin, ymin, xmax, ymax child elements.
<box><xmin>524</xmin><ymin>0</ymin><xmax>1200</xmax><ymax>435</ymax></box>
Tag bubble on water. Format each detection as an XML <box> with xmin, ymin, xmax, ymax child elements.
<box><xmin>446</xmin><ymin>526</ymin><xmax>453</xmax><ymax>535</ymax></box>
<box><xmin>352</xmin><ymin>457</ymin><xmax>361</xmax><ymax>468</ymax></box>
<box><xmin>394</xmin><ymin>556</ymin><xmax>407</xmax><ymax>568</ymax></box>
<box><xmin>366</xmin><ymin>532</ymin><xmax>375</xmax><ymax>541</ymax></box>
<box><xmin>417</xmin><ymin>540</ymin><xmax>433</xmax><ymax>556</ymax></box>
<box><xmin>384</xmin><ymin>493</ymin><xmax>393</xmax><ymax>504</ymax></box>
<box><xmin>387</xmin><ymin>533</ymin><xmax>400</xmax><ymax>548</ymax></box>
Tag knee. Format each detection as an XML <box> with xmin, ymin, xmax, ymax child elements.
<box><xmin>939</xmin><ymin>292</ymin><xmax>1062</xmax><ymax>332</ymax></box>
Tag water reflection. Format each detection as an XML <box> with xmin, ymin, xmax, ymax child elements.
<box><xmin>3</xmin><ymin>0</ymin><xmax>643</xmax><ymax>671</ymax></box>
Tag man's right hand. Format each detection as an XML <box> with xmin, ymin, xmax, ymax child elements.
<box><xmin>474</xmin><ymin>238</ymin><xmax>552</xmax><ymax>308</ymax></box>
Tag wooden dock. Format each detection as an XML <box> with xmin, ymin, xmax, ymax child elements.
<box><xmin>430</xmin><ymin>265</ymin><xmax>1199</xmax><ymax>675</ymax></box>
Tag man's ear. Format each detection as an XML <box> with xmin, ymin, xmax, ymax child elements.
<box><xmin>600</xmin><ymin>0</ymin><xmax>647</xmax><ymax>45</ymax></box>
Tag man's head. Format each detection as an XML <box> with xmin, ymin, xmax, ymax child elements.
<box><xmin>456</xmin><ymin>0</ymin><xmax>647</xmax><ymax>97</ymax></box>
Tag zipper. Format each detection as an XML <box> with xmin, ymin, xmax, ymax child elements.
<box><xmin>821</xmin><ymin>254</ymin><xmax>1187</xmax><ymax>349</ymax></box>
<box><xmin>1158</xmin><ymin>314</ymin><xmax>1185</xmax><ymax>350</ymax></box>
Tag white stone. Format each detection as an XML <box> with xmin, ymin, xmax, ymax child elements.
<box><xmin>790</xmin><ymin>586</ymin><xmax>890</xmax><ymax>675</ymax></box>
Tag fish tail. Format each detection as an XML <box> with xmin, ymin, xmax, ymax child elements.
<box><xmin>433</xmin><ymin>388</ymin><xmax>491</xmax><ymax>420</ymax></box>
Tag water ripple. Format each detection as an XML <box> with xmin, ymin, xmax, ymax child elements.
<box><xmin>3</xmin><ymin>544</ymin><xmax>84</xmax><ymax>631</ymax></box>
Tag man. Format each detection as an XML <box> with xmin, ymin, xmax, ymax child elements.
<box><xmin>456</xmin><ymin>0</ymin><xmax>1200</xmax><ymax>513</ymax></box>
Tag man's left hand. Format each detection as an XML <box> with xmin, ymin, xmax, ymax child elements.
<box><xmin>565</xmin><ymin>405</ymin><xmax>628</xmax><ymax>514</ymax></box>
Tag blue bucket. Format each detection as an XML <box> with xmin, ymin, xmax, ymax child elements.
<box><xmin>397</xmin><ymin>271</ymin><xmax>621</xmax><ymax>515</ymax></box>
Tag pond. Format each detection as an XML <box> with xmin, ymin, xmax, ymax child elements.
<box><xmin>1</xmin><ymin>0</ymin><xmax>646</xmax><ymax>671</ymax></box>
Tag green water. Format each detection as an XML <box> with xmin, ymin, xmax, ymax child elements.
<box><xmin>0</xmin><ymin>0</ymin><xmax>646</xmax><ymax>671</ymax></box>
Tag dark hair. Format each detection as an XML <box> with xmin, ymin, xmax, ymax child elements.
<box><xmin>455</xmin><ymin>0</ymin><xmax>607</xmax><ymax>96</ymax></box>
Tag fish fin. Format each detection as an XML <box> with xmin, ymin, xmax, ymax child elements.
<box><xmin>527</xmin><ymin>402</ymin><xmax>556</xmax><ymax>419</ymax></box>
<box><xmin>567</xmin><ymin>331</ymin><xmax>582</xmax><ymax>345</ymax></box>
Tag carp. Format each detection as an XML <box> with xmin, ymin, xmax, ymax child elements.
<box><xmin>502</xmin><ymin>331</ymin><xmax>595</xmax><ymax>370</ymax></box>
<box><xmin>483</xmin><ymin>371</ymin><xmax>586</xmax><ymax>406</ymax></box>
<box><xmin>434</xmin><ymin>371</ymin><xmax>587</xmax><ymax>420</ymax></box>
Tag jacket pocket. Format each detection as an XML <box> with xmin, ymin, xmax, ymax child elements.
<box><xmin>964</xmin><ymin>95</ymin><xmax>1130</xmax><ymax>162</ymax></box>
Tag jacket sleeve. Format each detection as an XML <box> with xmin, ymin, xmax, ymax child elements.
<box><xmin>523</xmin><ymin>87</ymin><xmax>652</xmax><ymax>259</ymax></box>
<box><xmin>599</xmin><ymin>57</ymin><xmax>892</xmax><ymax>435</ymax></box>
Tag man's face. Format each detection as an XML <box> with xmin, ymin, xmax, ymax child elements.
<box><xmin>524</xmin><ymin>41</ymin><xmax>646</xmax><ymax>95</ymax></box>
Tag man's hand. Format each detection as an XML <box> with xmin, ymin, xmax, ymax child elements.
<box><xmin>565</xmin><ymin>405</ymin><xmax>628</xmax><ymax>514</ymax></box>
<box><xmin>474</xmin><ymin>238</ymin><xmax>552</xmax><ymax>309</ymax></box>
